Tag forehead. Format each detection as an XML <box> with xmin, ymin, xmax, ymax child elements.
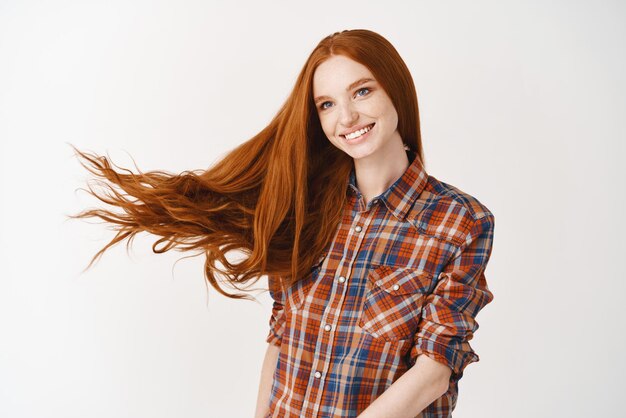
<box><xmin>312</xmin><ymin>55</ymin><xmax>375</xmax><ymax>94</ymax></box>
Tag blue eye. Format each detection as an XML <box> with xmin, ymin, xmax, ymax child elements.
<box><xmin>318</xmin><ymin>87</ymin><xmax>371</xmax><ymax>111</ymax></box>
<box><xmin>320</xmin><ymin>101</ymin><xmax>332</xmax><ymax>110</ymax></box>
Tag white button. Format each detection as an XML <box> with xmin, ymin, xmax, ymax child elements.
<box><xmin>324</xmin><ymin>324</ymin><xmax>332</xmax><ymax>331</ymax></box>
<box><xmin>338</xmin><ymin>276</ymin><xmax>346</xmax><ymax>283</ymax></box>
<box><xmin>355</xmin><ymin>225</ymin><xmax>362</xmax><ymax>232</ymax></box>
<box><xmin>314</xmin><ymin>371</ymin><xmax>322</xmax><ymax>378</ymax></box>
<box><xmin>373</xmin><ymin>199</ymin><xmax>378</xmax><ymax>203</ymax></box>
<box><xmin>392</xmin><ymin>284</ymin><xmax>400</xmax><ymax>291</ymax></box>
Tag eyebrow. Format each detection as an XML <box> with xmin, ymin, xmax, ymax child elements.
<box><xmin>314</xmin><ymin>77</ymin><xmax>375</xmax><ymax>104</ymax></box>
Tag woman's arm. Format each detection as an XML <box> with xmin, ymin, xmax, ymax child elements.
<box><xmin>254</xmin><ymin>343</ymin><xmax>280</xmax><ymax>418</ymax></box>
<box><xmin>356</xmin><ymin>353</ymin><xmax>450</xmax><ymax>418</ymax></box>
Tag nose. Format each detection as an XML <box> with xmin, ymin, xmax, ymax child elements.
<box><xmin>338</xmin><ymin>101</ymin><xmax>358</xmax><ymax>128</ymax></box>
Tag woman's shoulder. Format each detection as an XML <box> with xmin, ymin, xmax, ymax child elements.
<box><xmin>425</xmin><ymin>174</ymin><xmax>493</xmax><ymax>220</ymax></box>
<box><xmin>406</xmin><ymin>174</ymin><xmax>495</xmax><ymax>245</ymax></box>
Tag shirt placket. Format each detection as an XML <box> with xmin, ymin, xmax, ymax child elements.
<box><xmin>301</xmin><ymin>193</ymin><xmax>378</xmax><ymax>417</ymax></box>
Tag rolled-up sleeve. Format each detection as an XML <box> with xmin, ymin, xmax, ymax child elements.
<box><xmin>409</xmin><ymin>213</ymin><xmax>495</xmax><ymax>381</ymax></box>
<box><xmin>265</xmin><ymin>275</ymin><xmax>287</xmax><ymax>347</ymax></box>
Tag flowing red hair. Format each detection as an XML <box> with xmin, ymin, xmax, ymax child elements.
<box><xmin>69</xmin><ymin>29</ymin><xmax>424</xmax><ymax>301</ymax></box>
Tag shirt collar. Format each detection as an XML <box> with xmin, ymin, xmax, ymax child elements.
<box><xmin>346</xmin><ymin>150</ymin><xmax>428</xmax><ymax>221</ymax></box>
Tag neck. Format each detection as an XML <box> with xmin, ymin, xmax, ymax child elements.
<box><xmin>353</xmin><ymin>141</ymin><xmax>410</xmax><ymax>205</ymax></box>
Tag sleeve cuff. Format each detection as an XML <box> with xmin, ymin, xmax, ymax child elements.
<box><xmin>265</xmin><ymin>330</ymin><xmax>282</xmax><ymax>347</ymax></box>
<box><xmin>265</xmin><ymin>302</ymin><xmax>286</xmax><ymax>347</ymax></box>
<box><xmin>409</xmin><ymin>336</ymin><xmax>479</xmax><ymax>381</ymax></box>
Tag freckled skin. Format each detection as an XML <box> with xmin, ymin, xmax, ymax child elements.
<box><xmin>313</xmin><ymin>54</ymin><xmax>409</xmax><ymax>205</ymax></box>
<box><xmin>312</xmin><ymin>55</ymin><xmax>404</xmax><ymax>164</ymax></box>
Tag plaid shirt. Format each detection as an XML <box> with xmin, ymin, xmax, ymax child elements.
<box><xmin>265</xmin><ymin>150</ymin><xmax>495</xmax><ymax>417</ymax></box>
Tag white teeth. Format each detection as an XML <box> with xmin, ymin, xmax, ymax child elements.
<box><xmin>344</xmin><ymin>124</ymin><xmax>373</xmax><ymax>140</ymax></box>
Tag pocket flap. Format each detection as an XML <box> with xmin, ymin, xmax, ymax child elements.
<box><xmin>368</xmin><ymin>264</ymin><xmax>433</xmax><ymax>295</ymax></box>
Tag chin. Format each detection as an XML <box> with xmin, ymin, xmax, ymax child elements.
<box><xmin>347</xmin><ymin>147</ymin><xmax>376</xmax><ymax>161</ymax></box>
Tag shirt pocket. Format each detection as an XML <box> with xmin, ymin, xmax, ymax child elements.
<box><xmin>286</xmin><ymin>252</ymin><xmax>326</xmax><ymax>312</ymax></box>
<box><xmin>358</xmin><ymin>264</ymin><xmax>433</xmax><ymax>342</ymax></box>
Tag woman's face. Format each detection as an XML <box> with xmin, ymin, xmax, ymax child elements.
<box><xmin>312</xmin><ymin>54</ymin><xmax>402</xmax><ymax>161</ymax></box>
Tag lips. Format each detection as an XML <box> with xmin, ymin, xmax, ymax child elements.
<box><xmin>340</xmin><ymin>123</ymin><xmax>375</xmax><ymax>139</ymax></box>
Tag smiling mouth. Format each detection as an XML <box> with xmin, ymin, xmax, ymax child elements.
<box><xmin>341</xmin><ymin>123</ymin><xmax>375</xmax><ymax>140</ymax></box>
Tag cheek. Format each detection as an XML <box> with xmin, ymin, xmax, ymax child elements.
<box><xmin>376</xmin><ymin>101</ymin><xmax>398</xmax><ymax>127</ymax></box>
<box><xmin>389</xmin><ymin>109</ymin><xmax>399</xmax><ymax>127</ymax></box>
<box><xmin>369</xmin><ymin>95</ymin><xmax>396</xmax><ymax>116</ymax></box>
<box><xmin>319</xmin><ymin>116</ymin><xmax>335</xmax><ymax>140</ymax></box>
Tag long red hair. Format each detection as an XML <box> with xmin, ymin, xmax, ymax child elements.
<box><xmin>70</xmin><ymin>29</ymin><xmax>424</xmax><ymax>301</ymax></box>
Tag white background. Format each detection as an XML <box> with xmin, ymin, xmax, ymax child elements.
<box><xmin>1</xmin><ymin>0</ymin><xmax>624</xmax><ymax>417</ymax></box>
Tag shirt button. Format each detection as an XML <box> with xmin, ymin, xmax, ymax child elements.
<box><xmin>392</xmin><ymin>284</ymin><xmax>400</xmax><ymax>291</ymax></box>
<box><xmin>439</xmin><ymin>272</ymin><xmax>447</xmax><ymax>280</ymax></box>
<box><xmin>314</xmin><ymin>371</ymin><xmax>322</xmax><ymax>379</ymax></box>
<box><xmin>338</xmin><ymin>276</ymin><xmax>346</xmax><ymax>283</ymax></box>
<box><xmin>354</xmin><ymin>225</ymin><xmax>362</xmax><ymax>232</ymax></box>
<box><xmin>324</xmin><ymin>324</ymin><xmax>332</xmax><ymax>331</ymax></box>
<box><xmin>372</xmin><ymin>199</ymin><xmax>378</xmax><ymax>204</ymax></box>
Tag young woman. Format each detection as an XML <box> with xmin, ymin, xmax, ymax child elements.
<box><xmin>71</xmin><ymin>29</ymin><xmax>495</xmax><ymax>418</ymax></box>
